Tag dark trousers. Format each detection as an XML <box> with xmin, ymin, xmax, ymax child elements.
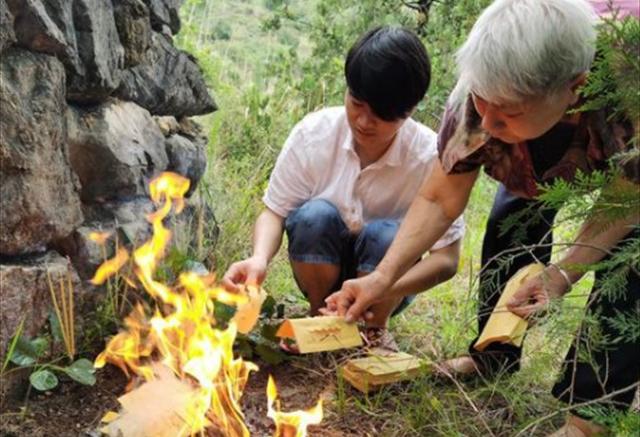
<box><xmin>469</xmin><ymin>184</ymin><xmax>640</xmax><ymax>412</ymax></box>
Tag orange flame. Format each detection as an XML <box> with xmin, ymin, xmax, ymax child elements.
<box><xmin>267</xmin><ymin>376</ymin><xmax>323</xmax><ymax>437</ymax></box>
<box><xmin>90</xmin><ymin>247</ymin><xmax>129</xmax><ymax>285</ymax></box>
<box><xmin>94</xmin><ymin>172</ymin><xmax>322</xmax><ymax>436</ymax></box>
<box><xmin>88</xmin><ymin>231</ymin><xmax>112</xmax><ymax>245</ymax></box>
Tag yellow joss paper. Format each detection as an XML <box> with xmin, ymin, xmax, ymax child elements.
<box><xmin>341</xmin><ymin>349</ymin><xmax>427</xmax><ymax>393</ymax></box>
<box><xmin>232</xmin><ymin>285</ymin><xmax>267</xmax><ymax>334</ymax></box>
<box><xmin>275</xmin><ymin>316</ymin><xmax>363</xmax><ymax>353</ymax></box>
<box><xmin>474</xmin><ymin>263</ymin><xmax>544</xmax><ymax>351</ymax></box>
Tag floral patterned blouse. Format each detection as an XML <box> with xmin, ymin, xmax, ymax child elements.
<box><xmin>437</xmin><ymin>94</ymin><xmax>638</xmax><ymax>199</ymax></box>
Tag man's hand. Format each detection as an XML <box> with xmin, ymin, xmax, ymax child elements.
<box><xmin>324</xmin><ymin>270</ymin><xmax>391</xmax><ymax>323</ymax></box>
<box><xmin>222</xmin><ymin>256</ymin><xmax>268</xmax><ymax>292</ymax></box>
<box><xmin>507</xmin><ymin>267</ymin><xmax>571</xmax><ymax>318</ymax></box>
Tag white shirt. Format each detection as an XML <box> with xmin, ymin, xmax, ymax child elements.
<box><xmin>263</xmin><ymin>107</ymin><xmax>464</xmax><ymax>251</ymax></box>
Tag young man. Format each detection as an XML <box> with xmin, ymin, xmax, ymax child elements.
<box><xmin>222</xmin><ymin>26</ymin><xmax>464</xmax><ymax>350</ymax></box>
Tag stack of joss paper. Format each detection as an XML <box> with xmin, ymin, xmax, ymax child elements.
<box><xmin>341</xmin><ymin>349</ymin><xmax>427</xmax><ymax>393</ymax></box>
<box><xmin>474</xmin><ymin>263</ymin><xmax>544</xmax><ymax>351</ymax></box>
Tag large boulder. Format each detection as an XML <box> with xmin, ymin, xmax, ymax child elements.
<box><xmin>66</xmin><ymin>100</ymin><xmax>169</xmax><ymax>202</ymax></box>
<box><xmin>113</xmin><ymin>0</ymin><xmax>152</xmax><ymax>68</ymax></box>
<box><xmin>7</xmin><ymin>0</ymin><xmax>124</xmax><ymax>102</ymax></box>
<box><xmin>0</xmin><ymin>48</ymin><xmax>83</xmax><ymax>255</ymax></box>
<box><xmin>0</xmin><ymin>0</ymin><xmax>15</xmax><ymax>52</ymax></box>
<box><xmin>0</xmin><ymin>252</ymin><xmax>82</xmax><ymax>360</ymax></box>
<box><xmin>115</xmin><ymin>31</ymin><xmax>216</xmax><ymax>117</ymax></box>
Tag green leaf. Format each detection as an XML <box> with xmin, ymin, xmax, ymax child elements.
<box><xmin>63</xmin><ymin>359</ymin><xmax>96</xmax><ymax>386</ymax></box>
<box><xmin>31</xmin><ymin>337</ymin><xmax>49</xmax><ymax>358</ymax></box>
<box><xmin>260</xmin><ymin>323</ymin><xmax>280</xmax><ymax>343</ymax></box>
<box><xmin>48</xmin><ymin>310</ymin><xmax>64</xmax><ymax>343</ymax></box>
<box><xmin>10</xmin><ymin>336</ymin><xmax>39</xmax><ymax>367</ymax></box>
<box><xmin>255</xmin><ymin>343</ymin><xmax>287</xmax><ymax>365</ymax></box>
<box><xmin>261</xmin><ymin>295</ymin><xmax>277</xmax><ymax>318</ymax></box>
<box><xmin>214</xmin><ymin>302</ymin><xmax>236</xmax><ymax>325</ymax></box>
<box><xmin>3</xmin><ymin>318</ymin><xmax>25</xmax><ymax>373</ymax></box>
<box><xmin>234</xmin><ymin>336</ymin><xmax>254</xmax><ymax>360</ymax></box>
<box><xmin>30</xmin><ymin>369</ymin><xmax>58</xmax><ymax>391</ymax></box>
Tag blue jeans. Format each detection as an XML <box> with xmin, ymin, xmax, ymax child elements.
<box><xmin>284</xmin><ymin>199</ymin><xmax>415</xmax><ymax>316</ymax></box>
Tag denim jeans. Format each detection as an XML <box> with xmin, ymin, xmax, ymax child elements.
<box><xmin>284</xmin><ymin>199</ymin><xmax>415</xmax><ymax>315</ymax></box>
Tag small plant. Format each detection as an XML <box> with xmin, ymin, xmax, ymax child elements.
<box><xmin>1</xmin><ymin>319</ymin><xmax>96</xmax><ymax>392</ymax></box>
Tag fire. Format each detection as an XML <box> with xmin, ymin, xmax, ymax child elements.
<box><xmin>94</xmin><ymin>172</ymin><xmax>323</xmax><ymax>436</ymax></box>
<box><xmin>267</xmin><ymin>376</ymin><xmax>323</xmax><ymax>437</ymax></box>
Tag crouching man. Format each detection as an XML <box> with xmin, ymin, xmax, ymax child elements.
<box><xmin>222</xmin><ymin>26</ymin><xmax>464</xmax><ymax>351</ymax></box>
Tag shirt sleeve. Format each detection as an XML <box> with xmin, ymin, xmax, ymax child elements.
<box><xmin>437</xmin><ymin>96</ymin><xmax>486</xmax><ymax>174</ymax></box>
<box><xmin>430</xmin><ymin>214</ymin><xmax>465</xmax><ymax>251</ymax></box>
<box><xmin>262</xmin><ymin>123</ymin><xmax>314</xmax><ymax>218</ymax></box>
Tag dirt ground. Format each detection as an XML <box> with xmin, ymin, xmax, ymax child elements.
<box><xmin>0</xmin><ymin>352</ymin><xmax>384</xmax><ymax>437</ymax></box>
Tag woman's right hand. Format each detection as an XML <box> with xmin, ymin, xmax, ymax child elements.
<box><xmin>222</xmin><ymin>256</ymin><xmax>268</xmax><ymax>292</ymax></box>
<box><xmin>324</xmin><ymin>270</ymin><xmax>391</xmax><ymax>322</ymax></box>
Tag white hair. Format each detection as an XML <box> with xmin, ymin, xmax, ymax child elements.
<box><xmin>451</xmin><ymin>0</ymin><xmax>597</xmax><ymax>106</ymax></box>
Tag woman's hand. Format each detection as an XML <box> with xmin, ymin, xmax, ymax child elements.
<box><xmin>507</xmin><ymin>266</ymin><xmax>572</xmax><ymax>318</ymax></box>
<box><xmin>323</xmin><ymin>270</ymin><xmax>392</xmax><ymax>322</ymax></box>
<box><xmin>222</xmin><ymin>256</ymin><xmax>268</xmax><ymax>292</ymax></box>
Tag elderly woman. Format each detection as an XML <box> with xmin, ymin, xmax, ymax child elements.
<box><xmin>325</xmin><ymin>0</ymin><xmax>639</xmax><ymax>435</ymax></box>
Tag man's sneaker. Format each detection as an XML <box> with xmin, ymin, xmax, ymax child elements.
<box><xmin>360</xmin><ymin>327</ymin><xmax>399</xmax><ymax>352</ymax></box>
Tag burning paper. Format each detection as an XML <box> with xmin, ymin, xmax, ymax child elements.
<box><xmin>94</xmin><ymin>172</ymin><xmax>322</xmax><ymax>437</ymax></box>
<box><xmin>233</xmin><ymin>285</ymin><xmax>267</xmax><ymax>334</ymax></box>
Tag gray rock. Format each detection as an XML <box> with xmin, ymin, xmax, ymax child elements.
<box><xmin>55</xmin><ymin>197</ymin><xmax>155</xmax><ymax>280</ymax></box>
<box><xmin>154</xmin><ymin>115</ymin><xmax>180</xmax><ymax>136</ymax></box>
<box><xmin>166</xmin><ymin>133</ymin><xmax>207</xmax><ymax>195</ymax></box>
<box><xmin>0</xmin><ymin>0</ymin><xmax>15</xmax><ymax>52</ymax></box>
<box><xmin>105</xmin><ymin>196</ymin><xmax>155</xmax><ymax>245</ymax></box>
<box><xmin>0</xmin><ymin>251</ymin><xmax>83</xmax><ymax>361</ymax></box>
<box><xmin>0</xmin><ymin>48</ymin><xmax>83</xmax><ymax>255</ymax></box>
<box><xmin>144</xmin><ymin>0</ymin><xmax>181</xmax><ymax>34</ymax></box>
<box><xmin>66</xmin><ymin>100</ymin><xmax>169</xmax><ymax>202</ymax></box>
<box><xmin>67</xmin><ymin>0</ymin><xmax>125</xmax><ymax>102</ymax></box>
<box><xmin>7</xmin><ymin>0</ymin><xmax>125</xmax><ymax>102</ymax></box>
<box><xmin>6</xmin><ymin>0</ymin><xmax>82</xmax><ymax>75</ymax></box>
<box><xmin>52</xmin><ymin>223</ymin><xmax>117</xmax><ymax>280</ymax></box>
<box><xmin>115</xmin><ymin>31</ymin><xmax>216</xmax><ymax>117</ymax></box>
<box><xmin>113</xmin><ymin>0</ymin><xmax>151</xmax><ymax>68</ymax></box>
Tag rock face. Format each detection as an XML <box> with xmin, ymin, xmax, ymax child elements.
<box><xmin>68</xmin><ymin>0</ymin><xmax>125</xmax><ymax>101</ymax></box>
<box><xmin>145</xmin><ymin>0</ymin><xmax>182</xmax><ymax>35</ymax></box>
<box><xmin>7</xmin><ymin>0</ymin><xmax>125</xmax><ymax>102</ymax></box>
<box><xmin>115</xmin><ymin>31</ymin><xmax>216</xmax><ymax>117</ymax></box>
<box><xmin>0</xmin><ymin>48</ymin><xmax>83</xmax><ymax>255</ymax></box>
<box><xmin>0</xmin><ymin>0</ymin><xmax>216</xmax><ymax>384</ymax></box>
<box><xmin>0</xmin><ymin>0</ymin><xmax>15</xmax><ymax>51</ymax></box>
<box><xmin>113</xmin><ymin>0</ymin><xmax>152</xmax><ymax>67</ymax></box>
<box><xmin>0</xmin><ymin>252</ymin><xmax>82</xmax><ymax>359</ymax></box>
<box><xmin>66</xmin><ymin>100</ymin><xmax>169</xmax><ymax>201</ymax></box>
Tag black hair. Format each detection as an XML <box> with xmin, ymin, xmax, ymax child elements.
<box><xmin>345</xmin><ymin>26</ymin><xmax>431</xmax><ymax>121</ymax></box>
